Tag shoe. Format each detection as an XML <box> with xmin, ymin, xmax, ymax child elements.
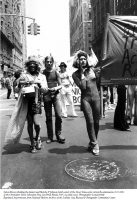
<box><xmin>88</xmin><ymin>143</ymin><xmax>99</xmax><ymax>156</ymax></box>
<box><xmin>46</xmin><ymin>138</ymin><xmax>53</xmax><ymax>144</ymax></box>
<box><xmin>92</xmin><ymin>148</ymin><xmax>99</xmax><ymax>156</ymax></box>
<box><xmin>56</xmin><ymin>135</ymin><xmax>65</xmax><ymax>144</ymax></box>
<box><xmin>30</xmin><ymin>144</ymin><xmax>37</xmax><ymax>153</ymax></box>
<box><xmin>126</xmin><ymin>116</ymin><xmax>131</xmax><ymax>125</ymax></box>
<box><xmin>35</xmin><ymin>138</ymin><xmax>42</xmax><ymax>150</ymax></box>
<box><xmin>125</xmin><ymin>128</ymin><xmax>131</xmax><ymax>131</ymax></box>
<box><xmin>62</xmin><ymin>114</ymin><xmax>67</xmax><ymax>118</ymax></box>
<box><xmin>70</xmin><ymin>114</ymin><xmax>78</xmax><ymax>117</ymax></box>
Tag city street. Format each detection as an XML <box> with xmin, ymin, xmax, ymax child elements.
<box><xmin>0</xmin><ymin>89</ymin><xmax>137</xmax><ymax>190</ymax></box>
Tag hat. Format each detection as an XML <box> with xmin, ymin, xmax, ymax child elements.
<box><xmin>25</xmin><ymin>56</ymin><xmax>40</xmax><ymax>66</ymax></box>
<box><xmin>59</xmin><ymin>62</ymin><xmax>67</xmax><ymax>68</ymax></box>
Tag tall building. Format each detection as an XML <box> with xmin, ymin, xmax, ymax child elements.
<box><xmin>90</xmin><ymin>0</ymin><xmax>115</xmax><ymax>60</ymax></box>
<box><xmin>0</xmin><ymin>0</ymin><xmax>26</xmax><ymax>77</ymax></box>
<box><xmin>115</xmin><ymin>0</ymin><xmax>137</xmax><ymax>15</ymax></box>
<box><xmin>0</xmin><ymin>0</ymin><xmax>14</xmax><ymax>74</ymax></box>
<box><xmin>69</xmin><ymin>0</ymin><xmax>92</xmax><ymax>56</ymax></box>
<box><xmin>90</xmin><ymin>0</ymin><xmax>137</xmax><ymax>60</ymax></box>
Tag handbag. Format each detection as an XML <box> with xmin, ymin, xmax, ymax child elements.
<box><xmin>21</xmin><ymin>85</ymin><xmax>35</xmax><ymax>98</ymax></box>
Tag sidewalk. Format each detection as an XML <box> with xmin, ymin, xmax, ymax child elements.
<box><xmin>0</xmin><ymin>88</ymin><xmax>7</xmax><ymax>98</ymax></box>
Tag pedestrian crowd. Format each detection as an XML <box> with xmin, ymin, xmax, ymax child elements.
<box><xmin>2</xmin><ymin>50</ymin><xmax>137</xmax><ymax>156</ymax></box>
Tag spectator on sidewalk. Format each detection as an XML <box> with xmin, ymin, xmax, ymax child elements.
<box><xmin>72</xmin><ymin>50</ymin><xmax>100</xmax><ymax>156</ymax></box>
<box><xmin>114</xmin><ymin>85</ymin><xmax>130</xmax><ymax>131</ymax></box>
<box><xmin>126</xmin><ymin>85</ymin><xmax>137</xmax><ymax>126</ymax></box>
<box><xmin>43</xmin><ymin>56</ymin><xmax>65</xmax><ymax>144</ymax></box>
<box><xmin>0</xmin><ymin>76</ymin><xmax>6</xmax><ymax>89</ymax></box>
<box><xmin>59</xmin><ymin>62</ymin><xmax>78</xmax><ymax>118</ymax></box>
<box><xmin>5</xmin><ymin>72</ymin><xmax>13</xmax><ymax>99</ymax></box>
<box><xmin>102</xmin><ymin>86</ymin><xmax>108</xmax><ymax>118</ymax></box>
<box><xmin>13</xmin><ymin>70</ymin><xmax>22</xmax><ymax>99</ymax></box>
<box><xmin>107</xmin><ymin>87</ymin><xmax>114</xmax><ymax>110</ymax></box>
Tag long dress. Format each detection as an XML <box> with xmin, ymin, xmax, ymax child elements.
<box><xmin>4</xmin><ymin>72</ymin><xmax>47</xmax><ymax>145</ymax></box>
<box><xmin>114</xmin><ymin>85</ymin><xmax>130</xmax><ymax>131</ymax></box>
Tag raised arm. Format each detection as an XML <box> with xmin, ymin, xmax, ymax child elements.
<box><xmin>72</xmin><ymin>71</ymin><xmax>86</xmax><ymax>91</ymax></box>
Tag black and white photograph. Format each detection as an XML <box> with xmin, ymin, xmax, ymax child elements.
<box><xmin>0</xmin><ymin>0</ymin><xmax>137</xmax><ymax>199</ymax></box>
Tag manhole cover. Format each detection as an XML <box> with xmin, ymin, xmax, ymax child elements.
<box><xmin>65</xmin><ymin>157</ymin><xmax>137</xmax><ymax>182</ymax></box>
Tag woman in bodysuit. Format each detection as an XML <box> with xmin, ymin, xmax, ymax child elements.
<box><xmin>72</xmin><ymin>50</ymin><xmax>100</xmax><ymax>156</ymax></box>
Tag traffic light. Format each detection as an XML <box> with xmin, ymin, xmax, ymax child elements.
<box><xmin>27</xmin><ymin>23</ymin><xmax>34</xmax><ymax>35</ymax></box>
<box><xmin>37</xmin><ymin>25</ymin><xmax>40</xmax><ymax>35</ymax></box>
<box><xmin>34</xmin><ymin>23</ymin><xmax>40</xmax><ymax>35</ymax></box>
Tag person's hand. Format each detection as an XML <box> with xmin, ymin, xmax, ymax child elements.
<box><xmin>94</xmin><ymin>67</ymin><xmax>101</xmax><ymax>78</ymax></box>
<box><xmin>48</xmin><ymin>87</ymin><xmax>55</xmax><ymax>92</ymax></box>
<box><xmin>81</xmin><ymin>74</ymin><xmax>85</xmax><ymax>80</ymax></box>
<box><xmin>29</xmin><ymin>80</ymin><xmax>34</xmax><ymax>84</ymax></box>
<box><xmin>34</xmin><ymin>80</ymin><xmax>41</xmax><ymax>84</ymax></box>
<box><xmin>34</xmin><ymin>80</ymin><xmax>41</xmax><ymax>88</ymax></box>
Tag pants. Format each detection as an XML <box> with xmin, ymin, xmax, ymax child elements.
<box><xmin>81</xmin><ymin>96</ymin><xmax>100</xmax><ymax>146</ymax></box>
<box><xmin>126</xmin><ymin>85</ymin><xmax>137</xmax><ymax>125</ymax></box>
<box><xmin>44</xmin><ymin>94</ymin><xmax>62</xmax><ymax>140</ymax></box>
<box><xmin>60</xmin><ymin>85</ymin><xmax>77</xmax><ymax>116</ymax></box>
<box><xmin>7</xmin><ymin>88</ymin><xmax>12</xmax><ymax>99</ymax></box>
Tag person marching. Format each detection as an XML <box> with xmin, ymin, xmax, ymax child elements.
<box><xmin>20</xmin><ymin>57</ymin><xmax>48</xmax><ymax>152</ymax></box>
<box><xmin>59</xmin><ymin>62</ymin><xmax>78</xmax><ymax>118</ymax></box>
<box><xmin>4</xmin><ymin>56</ymin><xmax>48</xmax><ymax>153</ymax></box>
<box><xmin>72</xmin><ymin>50</ymin><xmax>100</xmax><ymax>156</ymax></box>
<box><xmin>43</xmin><ymin>56</ymin><xmax>65</xmax><ymax>144</ymax></box>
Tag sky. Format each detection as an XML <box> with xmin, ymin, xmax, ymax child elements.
<box><xmin>25</xmin><ymin>0</ymin><xmax>70</xmax><ymax>63</ymax></box>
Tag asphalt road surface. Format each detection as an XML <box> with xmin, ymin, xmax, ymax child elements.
<box><xmin>1</xmin><ymin>90</ymin><xmax>137</xmax><ymax>190</ymax></box>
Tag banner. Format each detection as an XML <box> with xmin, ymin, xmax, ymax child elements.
<box><xmin>101</xmin><ymin>16</ymin><xmax>137</xmax><ymax>85</ymax></box>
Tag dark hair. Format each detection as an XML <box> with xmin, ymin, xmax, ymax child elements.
<box><xmin>44</xmin><ymin>56</ymin><xmax>54</xmax><ymax>64</ymax></box>
<box><xmin>59</xmin><ymin>62</ymin><xmax>67</xmax><ymax>68</ymax></box>
<box><xmin>77</xmin><ymin>51</ymin><xmax>88</xmax><ymax>59</ymax></box>
<box><xmin>14</xmin><ymin>70</ymin><xmax>21</xmax><ymax>79</ymax></box>
<box><xmin>73</xmin><ymin>51</ymin><xmax>89</xmax><ymax>69</ymax></box>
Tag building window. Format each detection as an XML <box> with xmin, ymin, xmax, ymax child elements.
<box><xmin>5</xmin><ymin>4</ymin><xmax>8</xmax><ymax>13</ymax></box>
<box><xmin>88</xmin><ymin>12</ymin><xmax>92</xmax><ymax>20</ymax></box>
<box><xmin>1</xmin><ymin>20</ymin><xmax>3</xmax><ymax>28</ymax></box>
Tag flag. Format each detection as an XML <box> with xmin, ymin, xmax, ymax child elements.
<box><xmin>101</xmin><ymin>16</ymin><xmax>137</xmax><ymax>85</ymax></box>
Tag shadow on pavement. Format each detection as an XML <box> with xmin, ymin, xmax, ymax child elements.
<box><xmin>48</xmin><ymin>144</ymin><xmax>137</xmax><ymax>155</ymax></box>
<box><xmin>49</xmin><ymin>145</ymin><xmax>88</xmax><ymax>154</ymax></box>
<box><xmin>99</xmin><ymin>122</ymin><xmax>114</xmax><ymax>130</ymax></box>
<box><xmin>100</xmin><ymin>145</ymin><xmax>137</xmax><ymax>150</ymax></box>
<box><xmin>2</xmin><ymin>143</ymin><xmax>30</xmax><ymax>155</ymax></box>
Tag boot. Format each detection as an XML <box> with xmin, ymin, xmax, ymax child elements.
<box><xmin>56</xmin><ymin>131</ymin><xmax>65</xmax><ymax>144</ymax></box>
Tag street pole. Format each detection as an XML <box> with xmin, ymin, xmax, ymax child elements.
<box><xmin>0</xmin><ymin>13</ymin><xmax>35</xmax><ymax>23</ymax></box>
<box><xmin>100</xmin><ymin>13</ymin><xmax>110</xmax><ymax>118</ymax></box>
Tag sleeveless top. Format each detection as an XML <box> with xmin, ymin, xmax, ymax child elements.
<box><xmin>43</xmin><ymin>69</ymin><xmax>58</xmax><ymax>88</ymax></box>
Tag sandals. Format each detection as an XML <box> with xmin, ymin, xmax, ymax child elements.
<box><xmin>35</xmin><ymin>138</ymin><xmax>42</xmax><ymax>150</ymax></box>
<box><xmin>30</xmin><ymin>137</ymin><xmax>42</xmax><ymax>153</ymax></box>
<box><xmin>30</xmin><ymin>144</ymin><xmax>37</xmax><ymax>153</ymax></box>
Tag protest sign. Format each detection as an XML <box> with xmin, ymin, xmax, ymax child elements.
<box><xmin>101</xmin><ymin>16</ymin><xmax>137</xmax><ymax>85</ymax></box>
